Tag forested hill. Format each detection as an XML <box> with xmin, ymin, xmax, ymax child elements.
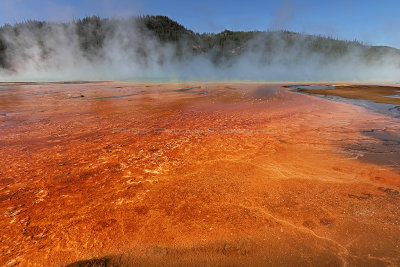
<box><xmin>0</xmin><ymin>15</ymin><xmax>399</xmax><ymax>81</ymax></box>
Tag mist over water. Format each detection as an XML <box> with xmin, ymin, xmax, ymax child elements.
<box><xmin>1</xmin><ymin>16</ymin><xmax>400</xmax><ymax>82</ymax></box>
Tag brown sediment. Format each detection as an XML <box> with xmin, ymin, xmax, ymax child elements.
<box><xmin>298</xmin><ymin>84</ymin><xmax>400</xmax><ymax>105</ymax></box>
<box><xmin>0</xmin><ymin>82</ymin><xmax>399</xmax><ymax>266</ymax></box>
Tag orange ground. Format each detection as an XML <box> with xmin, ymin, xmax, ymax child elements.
<box><xmin>298</xmin><ymin>84</ymin><xmax>400</xmax><ymax>105</ymax></box>
<box><xmin>0</xmin><ymin>82</ymin><xmax>399</xmax><ymax>266</ymax></box>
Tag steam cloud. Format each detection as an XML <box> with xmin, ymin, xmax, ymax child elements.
<box><xmin>1</xmin><ymin>16</ymin><xmax>400</xmax><ymax>82</ymax></box>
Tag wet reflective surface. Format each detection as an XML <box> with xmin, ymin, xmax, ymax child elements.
<box><xmin>0</xmin><ymin>82</ymin><xmax>399</xmax><ymax>266</ymax></box>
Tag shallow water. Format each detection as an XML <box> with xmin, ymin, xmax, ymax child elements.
<box><xmin>286</xmin><ymin>85</ymin><xmax>335</xmax><ymax>90</ymax></box>
<box><xmin>321</xmin><ymin>95</ymin><xmax>400</xmax><ymax>118</ymax></box>
<box><xmin>386</xmin><ymin>94</ymin><xmax>400</xmax><ymax>99</ymax></box>
<box><xmin>287</xmin><ymin>85</ymin><xmax>400</xmax><ymax>118</ymax></box>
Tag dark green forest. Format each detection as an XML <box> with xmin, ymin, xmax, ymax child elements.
<box><xmin>0</xmin><ymin>15</ymin><xmax>399</xmax><ymax>70</ymax></box>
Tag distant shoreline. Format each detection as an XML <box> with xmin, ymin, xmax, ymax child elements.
<box><xmin>286</xmin><ymin>84</ymin><xmax>400</xmax><ymax>118</ymax></box>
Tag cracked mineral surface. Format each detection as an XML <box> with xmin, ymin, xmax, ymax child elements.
<box><xmin>0</xmin><ymin>82</ymin><xmax>399</xmax><ymax>266</ymax></box>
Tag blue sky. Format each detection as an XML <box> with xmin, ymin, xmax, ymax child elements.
<box><xmin>1</xmin><ymin>0</ymin><xmax>400</xmax><ymax>48</ymax></box>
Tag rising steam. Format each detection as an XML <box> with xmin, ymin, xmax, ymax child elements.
<box><xmin>1</xmin><ymin>16</ymin><xmax>400</xmax><ymax>82</ymax></box>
